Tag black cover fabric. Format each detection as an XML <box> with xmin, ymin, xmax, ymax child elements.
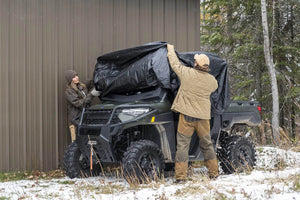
<box><xmin>94</xmin><ymin>41</ymin><xmax>230</xmax><ymax>114</ymax></box>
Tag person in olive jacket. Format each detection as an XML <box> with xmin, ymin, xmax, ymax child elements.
<box><xmin>65</xmin><ymin>69</ymin><xmax>100</xmax><ymax>142</ymax></box>
<box><xmin>167</xmin><ymin>44</ymin><xmax>219</xmax><ymax>183</ymax></box>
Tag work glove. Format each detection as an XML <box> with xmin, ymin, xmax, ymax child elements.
<box><xmin>167</xmin><ymin>44</ymin><xmax>174</xmax><ymax>51</ymax></box>
<box><xmin>91</xmin><ymin>88</ymin><xmax>101</xmax><ymax>97</ymax></box>
<box><xmin>83</xmin><ymin>93</ymin><xmax>94</xmax><ymax>106</ymax></box>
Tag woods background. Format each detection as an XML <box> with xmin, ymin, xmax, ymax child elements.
<box><xmin>199</xmin><ymin>0</ymin><xmax>299</xmax><ymax>145</ymax></box>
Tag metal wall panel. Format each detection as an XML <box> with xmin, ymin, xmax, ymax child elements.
<box><xmin>0</xmin><ymin>0</ymin><xmax>200</xmax><ymax>172</ymax></box>
<box><xmin>176</xmin><ymin>0</ymin><xmax>188</xmax><ymax>51</ymax></box>
<box><xmin>9</xmin><ymin>0</ymin><xmax>27</xmax><ymax>171</ymax></box>
<box><xmin>114</xmin><ymin>0</ymin><xmax>127</xmax><ymax>50</ymax></box>
<box><xmin>126</xmin><ymin>0</ymin><xmax>140</xmax><ymax>47</ymax></box>
<box><xmin>102</xmin><ymin>0</ymin><xmax>114</xmax><ymax>53</ymax></box>
<box><xmin>164</xmin><ymin>0</ymin><xmax>176</xmax><ymax>45</ymax></box>
<box><xmin>152</xmin><ymin>0</ymin><xmax>165</xmax><ymax>41</ymax></box>
<box><xmin>42</xmin><ymin>0</ymin><xmax>59</xmax><ymax>171</ymax></box>
<box><xmin>140</xmin><ymin>0</ymin><xmax>152</xmax><ymax>43</ymax></box>
<box><xmin>188</xmin><ymin>0</ymin><xmax>198</xmax><ymax>50</ymax></box>
<box><xmin>0</xmin><ymin>0</ymin><xmax>10</xmax><ymax>171</ymax></box>
<box><xmin>26</xmin><ymin>0</ymin><xmax>43</xmax><ymax>170</ymax></box>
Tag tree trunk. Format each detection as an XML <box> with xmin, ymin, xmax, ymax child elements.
<box><xmin>290</xmin><ymin>1</ymin><xmax>296</xmax><ymax>139</ymax></box>
<box><xmin>260</xmin><ymin>0</ymin><xmax>280</xmax><ymax>145</ymax></box>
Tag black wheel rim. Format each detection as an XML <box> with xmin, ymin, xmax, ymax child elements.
<box><xmin>139</xmin><ymin>152</ymin><xmax>159</xmax><ymax>175</ymax></box>
<box><xmin>79</xmin><ymin>153</ymin><xmax>90</xmax><ymax>170</ymax></box>
<box><xmin>237</xmin><ymin>145</ymin><xmax>253</xmax><ymax>167</ymax></box>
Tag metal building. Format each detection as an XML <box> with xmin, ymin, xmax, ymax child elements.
<box><xmin>0</xmin><ymin>0</ymin><xmax>200</xmax><ymax>172</ymax></box>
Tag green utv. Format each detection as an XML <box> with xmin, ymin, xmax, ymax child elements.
<box><xmin>63</xmin><ymin>42</ymin><xmax>262</xmax><ymax>181</ymax></box>
<box><xmin>63</xmin><ymin>87</ymin><xmax>261</xmax><ymax>180</ymax></box>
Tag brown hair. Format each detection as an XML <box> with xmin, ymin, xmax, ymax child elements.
<box><xmin>194</xmin><ymin>64</ymin><xmax>210</xmax><ymax>72</ymax></box>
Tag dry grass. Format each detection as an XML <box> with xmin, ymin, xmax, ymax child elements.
<box><xmin>0</xmin><ymin>169</ymin><xmax>65</xmax><ymax>182</ymax></box>
<box><xmin>232</xmin><ymin>120</ymin><xmax>299</xmax><ymax>150</ymax></box>
<box><xmin>2</xmin><ymin>128</ymin><xmax>298</xmax><ymax>199</ymax></box>
<box><xmin>2</xmin><ymin>159</ymin><xmax>299</xmax><ymax>199</ymax></box>
<box><xmin>74</xmin><ymin>182</ymin><xmax>125</xmax><ymax>195</ymax></box>
<box><xmin>293</xmin><ymin>176</ymin><xmax>300</xmax><ymax>192</ymax></box>
<box><xmin>290</xmin><ymin>145</ymin><xmax>300</xmax><ymax>152</ymax></box>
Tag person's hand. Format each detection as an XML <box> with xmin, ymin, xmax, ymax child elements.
<box><xmin>167</xmin><ymin>44</ymin><xmax>174</xmax><ymax>51</ymax></box>
<box><xmin>91</xmin><ymin>88</ymin><xmax>101</xmax><ymax>97</ymax></box>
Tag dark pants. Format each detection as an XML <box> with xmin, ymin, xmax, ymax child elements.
<box><xmin>175</xmin><ymin>114</ymin><xmax>219</xmax><ymax>180</ymax></box>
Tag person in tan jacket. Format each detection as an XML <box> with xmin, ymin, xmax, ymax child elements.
<box><xmin>167</xmin><ymin>44</ymin><xmax>218</xmax><ymax>183</ymax></box>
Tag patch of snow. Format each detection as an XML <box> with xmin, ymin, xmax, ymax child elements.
<box><xmin>256</xmin><ymin>146</ymin><xmax>300</xmax><ymax>170</ymax></box>
<box><xmin>0</xmin><ymin>146</ymin><xmax>299</xmax><ymax>200</ymax></box>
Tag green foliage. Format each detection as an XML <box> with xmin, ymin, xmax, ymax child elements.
<box><xmin>200</xmin><ymin>0</ymin><xmax>300</xmax><ymax>137</ymax></box>
<box><xmin>286</xmin><ymin>86</ymin><xmax>300</xmax><ymax>99</ymax></box>
<box><xmin>232</xmin><ymin>95</ymin><xmax>249</xmax><ymax>101</ymax></box>
<box><xmin>233</xmin><ymin>78</ymin><xmax>254</xmax><ymax>89</ymax></box>
<box><xmin>209</xmin><ymin>32</ymin><xmax>224</xmax><ymax>45</ymax></box>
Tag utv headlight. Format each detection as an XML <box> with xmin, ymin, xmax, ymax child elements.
<box><xmin>118</xmin><ymin>108</ymin><xmax>150</xmax><ymax>122</ymax></box>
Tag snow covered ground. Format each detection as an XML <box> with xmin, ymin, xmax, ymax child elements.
<box><xmin>0</xmin><ymin>146</ymin><xmax>299</xmax><ymax>200</ymax></box>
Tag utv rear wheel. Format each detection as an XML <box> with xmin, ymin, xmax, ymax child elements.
<box><xmin>122</xmin><ymin>140</ymin><xmax>165</xmax><ymax>183</ymax></box>
<box><xmin>63</xmin><ymin>142</ymin><xmax>101</xmax><ymax>178</ymax></box>
<box><xmin>217</xmin><ymin>135</ymin><xmax>256</xmax><ymax>174</ymax></box>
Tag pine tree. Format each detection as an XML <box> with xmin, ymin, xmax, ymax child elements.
<box><xmin>200</xmin><ymin>0</ymin><xmax>300</xmax><ymax>143</ymax></box>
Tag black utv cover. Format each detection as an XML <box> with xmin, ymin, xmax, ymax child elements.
<box><xmin>94</xmin><ymin>41</ymin><xmax>230</xmax><ymax>114</ymax></box>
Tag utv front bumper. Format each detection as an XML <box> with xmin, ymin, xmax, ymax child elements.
<box><xmin>72</xmin><ymin>105</ymin><xmax>157</xmax><ymax>163</ymax></box>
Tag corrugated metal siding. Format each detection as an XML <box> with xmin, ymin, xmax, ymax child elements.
<box><xmin>0</xmin><ymin>0</ymin><xmax>200</xmax><ymax>172</ymax></box>
<box><xmin>0</xmin><ymin>0</ymin><xmax>10</xmax><ymax>171</ymax></box>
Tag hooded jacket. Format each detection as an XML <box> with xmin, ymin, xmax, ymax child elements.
<box><xmin>65</xmin><ymin>80</ymin><xmax>94</xmax><ymax>125</ymax></box>
<box><xmin>167</xmin><ymin>46</ymin><xmax>218</xmax><ymax>119</ymax></box>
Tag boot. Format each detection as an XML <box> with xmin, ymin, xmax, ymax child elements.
<box><xmin>175</xmin><ymin>162</ymin><xmax>188</xmax><ymax>181</ymax></box>
<box><xmin>205</xmin><ymin>158</ymin><xmax>219</xmax><ymax>179</ymax></box>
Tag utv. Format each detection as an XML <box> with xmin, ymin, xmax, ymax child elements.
<box><xmin>63</xmin><ymin>87</ymin><xmax>261</xmax><ymax>181</ymax></box>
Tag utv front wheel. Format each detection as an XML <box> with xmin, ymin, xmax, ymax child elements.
<box><xmin>63</xmin><ymin>142</ymin><xmax>101</xmax><ymax>178</ymax></box>
<box><xmin>217</xmin><ymin>135</ymin><xmax>256</xmax><ymax>174</ymax></box>
<box><xmin>122</xmin><ymin>140</ymin><xmax>165</xmax><ymax>183</ymax></box>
